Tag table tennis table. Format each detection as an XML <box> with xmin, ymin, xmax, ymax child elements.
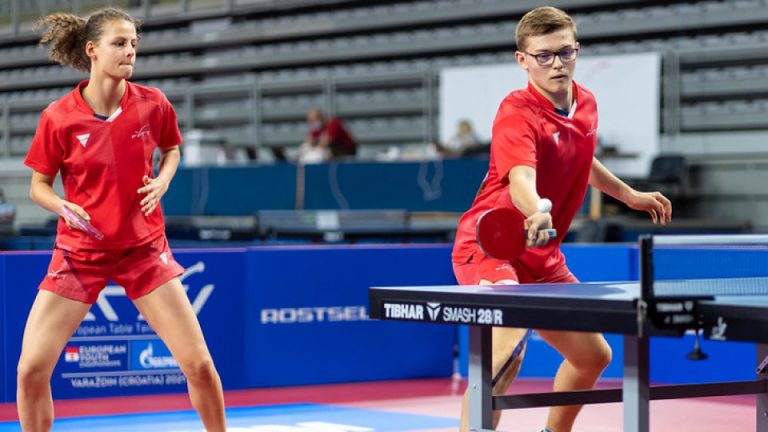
<box><xmin>368</xmin><ymin>235</ymin><xmax>768</xmax><ymax>432</ymax></box>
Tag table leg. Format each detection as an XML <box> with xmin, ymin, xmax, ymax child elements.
<box><xmin>468</xmin><ymin>325</ymin><xmax>493</xmax><ymax>431</ymax></box>
<box><xmin>757</xmin><ymin>343</ymin><xmax>768</xmax><ymax>432</ymax></box>
<box><xmin>624</xmin><ymin>334</ymin><xmax>650</xmax><ymax>432</ymax></box>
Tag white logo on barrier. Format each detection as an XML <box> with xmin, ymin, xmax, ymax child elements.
<box><xmin>83</xmin><ymin>260</ymin><xmax>213</xmax><ymax>322</ymax></box>
<box><xmin>710</xmin><ymin>316</ymin><xmax>728</xmax><ymax>341</ymax></box>
<box><xmin>260</xmin><ymin>306</ymin><xmax>369</xmax><ymax>324</ymax></box>
<box><xmin>139</xmin><ymin>343</ymin><xmax>178</xmax><ymax>369</ymax></box>
<box><xmin>426</xmin><ymin>302</ymin><xmax>441</xmax><ymax>321</ymax></box>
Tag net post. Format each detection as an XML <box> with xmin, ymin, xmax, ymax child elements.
<box><xmin>639</xmin><ymin>234</ymin><xmax>654</xmax><ymax>300</ymax></box>
<box><xmin>637</xmin><ymin>235</ymin><xmax>654</xmax><ymax>338</ymax></box>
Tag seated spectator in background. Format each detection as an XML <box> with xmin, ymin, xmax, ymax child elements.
<box><xmin>436</xmin><ymin>119</ymin><xmax>483</xmax><ymax>157</ymax></box>
<box><xmin>298</xmin><ymin>108</ymin><xmax>357</xmax><ymax>163</ymax></box>
<box><xmin>0</xmin><ymin>188</ymin><xmax>15</xmax><ymax>226</ymax></box>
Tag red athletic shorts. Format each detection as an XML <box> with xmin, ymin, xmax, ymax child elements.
<box><xmin>39</xmin><ymin>235</ymin><xmax>185</xmax><ymax>304</ymax></box>
<box><xmin>453</xmin><ymin>251</ymin><xmax>578</xmax><ymax>285</ymax></box>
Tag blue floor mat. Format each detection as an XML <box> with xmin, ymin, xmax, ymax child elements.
<box><xmin>0</xmin><ymin>403</ymin><xmax>456</xmax><ymax>431</ymax></box>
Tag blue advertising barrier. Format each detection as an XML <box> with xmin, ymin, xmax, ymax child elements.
<box><xmin>302</xmin><ymin>159</ymin><xmax>488</xmax><ymax>211</ymax></box>
<box><xmin>162</xmin><ymin>159</ymin><xmax>490</xmax><ymax>215</ymax></box>
<box><xmin>2</xmin><ymin>249</ymin><xmax>247</xmax><ymax>401</ymax></box>
<box><xmin>244</xmin><ymin>245</ymin><xmax>457</xmax><ymax>387</ymax></box>
<box><xmin>0</xmin><ymin>254</ymin><xmax>5</xmax><ymax>402</ymax></box>
<box><xmin>163</xmin><ymin>164</ymin><xmax>298</xmax><ymax>216</ymax></box>
<box><xmin>2</xmin><ymin>243</ymin><xmax>763</xmax><ymax>402</ymax></box>
<box><xmin>1</xmin><ymin>245</ymin><xmax>458</xmax><ymax>401</ymax></box>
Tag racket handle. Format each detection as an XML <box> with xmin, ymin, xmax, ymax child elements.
<box><xmin>540</xmin><ymin>228</ymin><xmax>557</xmax><ymax>239</ymax></box>
<box><xmin>525</xmin><ymin>228</ymin><xmax>558</xmax><ymax>242</ymax></box>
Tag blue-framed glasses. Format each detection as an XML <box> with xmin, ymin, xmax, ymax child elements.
<box><xmin>524</xmin><ymin>47</ymin><xmax>579</xmax><ymax>66</ymax></box>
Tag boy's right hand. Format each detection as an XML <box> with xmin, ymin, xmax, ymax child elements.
<box><xmin>524</xmin><ymin>212</ymin><xmax>553</xmax><ymax>247</ymax></box>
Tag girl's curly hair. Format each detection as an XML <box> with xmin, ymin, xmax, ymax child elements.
<box><xmin>36</xmin><ymin>8</ymin><xmax>141</xmax><ymax>73</ymax></box>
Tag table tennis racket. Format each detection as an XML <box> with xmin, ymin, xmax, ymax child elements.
<box><xmin>60</xmin><ymin>205</ymin><xmax>104</xmax><ymax>240</ymax></box>
<box><xmin>476</xmin><ymin>206</ymin><xmax>556</xmax><ymax>261</ymax></box>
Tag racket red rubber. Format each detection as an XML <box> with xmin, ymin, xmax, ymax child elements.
<box><xmin>476</xmin><ymin>207</ymin><xmax>556</xmax><ymax>261</ymax></box>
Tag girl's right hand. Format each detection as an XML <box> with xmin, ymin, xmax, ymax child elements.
<box><xmin>60</xmin><ymin>202</ymin><xmax>90</xmax><ymax>231</ymax></box>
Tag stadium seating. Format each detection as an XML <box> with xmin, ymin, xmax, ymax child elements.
<box><xmin>1</xmin><ymin>0</ymin><xmax>768</xmax><ymax>230</ymax></box>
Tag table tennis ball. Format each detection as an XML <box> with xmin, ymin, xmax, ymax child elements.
<box><xmin>537</xmin><ymin>198</ymin><xmax>552</xmax><ymax>213</ymax></box>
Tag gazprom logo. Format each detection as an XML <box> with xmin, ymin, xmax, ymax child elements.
<box><xmin>426</xmin><ymin>302</ymin><xmax>441</xmax><ymax>321</ymax></box>
<box><xmin>131</xmin><ymin>341</ymin><xmax>178</xmax><ymax>370</ymax></box>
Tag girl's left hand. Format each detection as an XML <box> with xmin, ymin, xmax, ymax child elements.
<box><xmin>137</xmin><ymin>175</ymin><xmax>169</xmax><ymax>216</ymax></box>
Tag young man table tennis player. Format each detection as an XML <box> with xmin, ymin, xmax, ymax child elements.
<box><xmin>451</xmin><ymin>6</ymin><xmax>673</xmax><ymax>432</ymax></box>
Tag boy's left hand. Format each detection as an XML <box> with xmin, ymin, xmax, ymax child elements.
<box><xmin>626</xmin><ymin>190</ymin><xmax>672</xmax><ymax>224</ymax></box>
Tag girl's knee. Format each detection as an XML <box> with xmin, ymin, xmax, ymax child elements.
<box><xmin>17</xmin><ymin>360</ymin><xmax>53</xmax><ymax>388</ymax></box>
<box><xmin>178</xmin><ymin>356</ymin><xmax>218</xmax><ymax>384</ymax></box>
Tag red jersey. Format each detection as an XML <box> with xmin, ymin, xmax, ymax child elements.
<box><xmin>25</xmin><ymin>80</ymin><xmax>182</xmax><ymax>250</ymax></box>
<box><xmin>452</xmin><ymin>81</ymin><xmax>598</xmax><ymax>278</ymax></box>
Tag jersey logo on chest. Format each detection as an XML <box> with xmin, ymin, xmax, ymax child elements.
<box><xmin>76</xmin><ymin>133</ymin><xmax>90</xmax><ymax>148</ymax></box>
<box><xmin>132</xmin><ymin>124</ymin><xmax>150</xmax><ymax>139</ymax></box>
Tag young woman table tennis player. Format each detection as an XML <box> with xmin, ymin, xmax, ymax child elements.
<box><xmin>18</xmin><ymin>8</ymin><xmax>225</xmax><ymax>431</ymax></box>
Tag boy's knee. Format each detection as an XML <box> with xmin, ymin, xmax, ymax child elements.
<box><xmin>594</xmin><ymin>342</ymin><xmax>612</xmax><ymax>371</ymax></box>
<box><xmin>579</xmin><ymin>342</ymin><xmax>612</xmax><ymax>373</ymax></box>
<box><xmin>492</xmin><ymin>351</ymin><xmax>526</xmax><ymax>393</ymax></box>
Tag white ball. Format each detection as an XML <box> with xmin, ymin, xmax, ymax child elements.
<box><xmin>537</xmin><ymin>198</ymin><xmax>552</xmax><ymax>213</ymax></box>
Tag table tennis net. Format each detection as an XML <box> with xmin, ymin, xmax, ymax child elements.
<box><xmin>653</xmin><ymin>277</ymin><xmax>768</xmax><ymax>297</ymax></box>
<box><xmin>645</xmin><ymin>235</ymin><xmax>768</xmax><ymax>298</ymax></box>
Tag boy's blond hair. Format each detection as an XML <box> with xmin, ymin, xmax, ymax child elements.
<box><xmin>516</xmin><ymin>6</ymin><xmax>577</xmax><ymax>51</ymax></box>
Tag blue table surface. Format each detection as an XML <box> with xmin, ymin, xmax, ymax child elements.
<box><xmin>372</xmin><ymin>280</ymin><xmax>768</xmax><ymax>308</ymax></box>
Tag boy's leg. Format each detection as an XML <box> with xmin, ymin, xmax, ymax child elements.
<box><xmin>459</xmin><ymin>277</ymin><xmax>529</xmax><ymax>432</ymax></box>
<box><xmin>460</xmin><ymin>326</ymin><xmax>529</xmax><ymax>432</ymax></box>
<box><xmin>535</xmin><ymin>330</ymin><xmax>612</xmax><ymax>432</ymax></box>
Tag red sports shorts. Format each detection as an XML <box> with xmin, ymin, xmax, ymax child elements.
<box><xmin>39</xmin><ymin>235</ymin><xmax>185</xmax><ymax>304</ymax></box>
<box><xmin>453</xmin><ymin>251</ymin><xmax>577</xmax><ymax>285</ymax></box>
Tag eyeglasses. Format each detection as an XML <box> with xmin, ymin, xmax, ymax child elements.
<box><xmin>523</xmin><ymin>47</ymin><xmax>579</xmax><ymax>66</ymax></box>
